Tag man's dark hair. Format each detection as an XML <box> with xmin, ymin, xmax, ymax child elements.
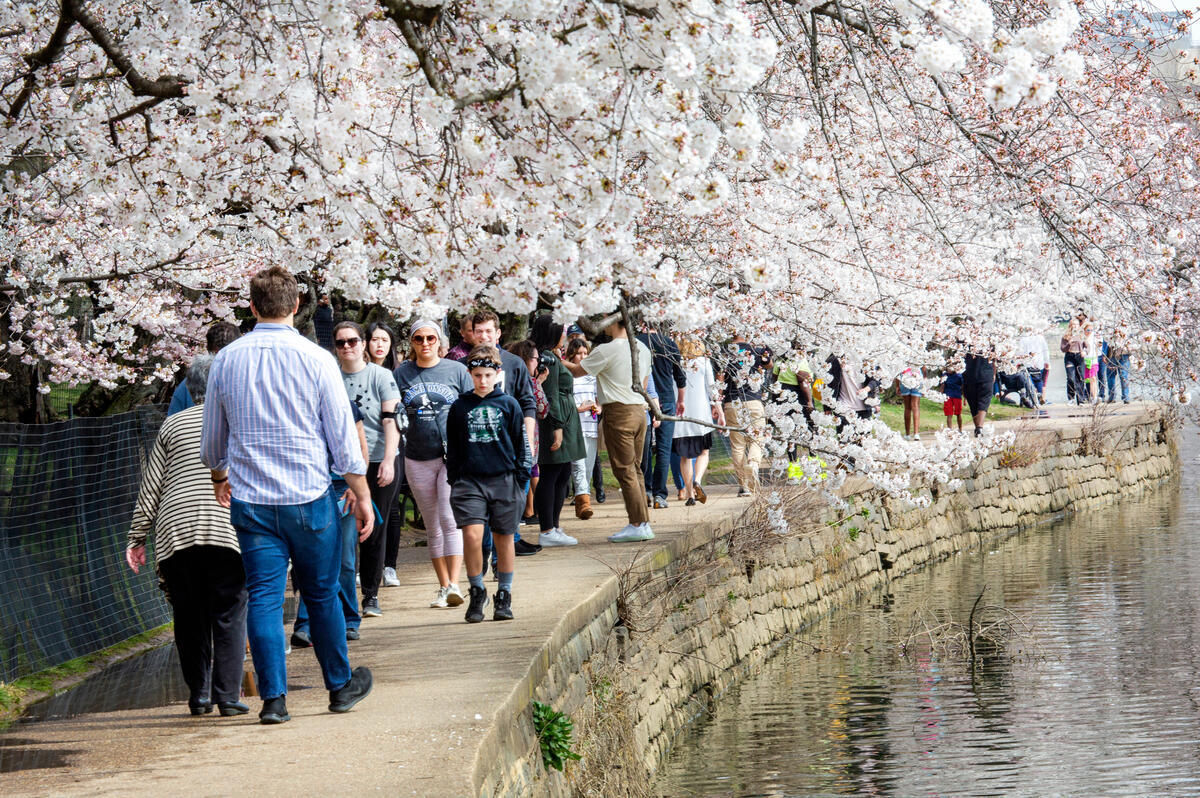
<box><xmin>206</xmin><ymin>321</ymin><xmax>241</xmax><ymax>354</ymax></box>
<box><xmin>469</xmin><ymin>309</ymin><xmax>500</xmax><ymax>329</ymax></box>
<box><xmin>249</xmin><ymin>266</ymin><xmax>299</xmax><ymax>318</ymax></box>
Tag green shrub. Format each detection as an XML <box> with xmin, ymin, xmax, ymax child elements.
<box><xmin>531</xmin><ymin>700</ymin><xmax>582</xmax><ymax>772</ymax></box>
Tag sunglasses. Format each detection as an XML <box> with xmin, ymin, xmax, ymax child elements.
<box><xmin>412</xmin><ymin>334</ymin><xmax>438</xmax><ymax>343</ymax></box>
<box><xmin>334</xmin><ymin>337</ymin><xmax>361</xmax><ymax>348</ymax></box>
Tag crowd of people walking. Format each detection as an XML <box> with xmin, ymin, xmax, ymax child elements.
<box><xmin>128</xmin><ymin>273</ymin><xmax>1135</xmax><ymax>726</ymax></box>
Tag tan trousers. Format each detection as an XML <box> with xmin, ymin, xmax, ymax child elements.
<box><xmin>601</xmin><ymin>403</ymin><xmax>650</xmax><ymax>526</ymax></box>
<box><xmin>723</xmin><ymin>399</ymin><xmax>765</xmax><ymax>492</ymax></box>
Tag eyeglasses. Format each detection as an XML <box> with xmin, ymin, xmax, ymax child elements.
<box><xmin>334</xmin><ymin>338</ymin><xmax>361</xmax><ymax>348</ymax></box>
<box><xmin>412</xmin><ymin>334</ymin><xmax>438</xmax><ymax>344</ymax></box>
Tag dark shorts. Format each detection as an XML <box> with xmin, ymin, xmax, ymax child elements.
<box><xmin>673</xmin><ymin>433</ymin><xmax>713</xmax><ymax>459</ymax></box>
<box><xmin>964</xmin><ymin>382</ymin><xmax>992</xmax><ymax>416</ymax></box>
<box><xmin>450</xmin><ymin>472</ymin><xmax>524</xmax><ymax>534</ymax></box>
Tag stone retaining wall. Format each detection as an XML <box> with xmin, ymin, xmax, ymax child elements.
<box><xmin>475</xmin><ymin>412</ymin><xmax>1178</xmax><ymax>797</ymax></box>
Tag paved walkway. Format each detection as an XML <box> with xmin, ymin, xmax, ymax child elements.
<box><xmin>1</xmin><ymin>484</ymin><xmax>749</xmax><ymax>797</ymax></box>
<box><xmin>0</xmin><ymin>400</ymin><xmax>1158</xmax><ymax>797</ymax></box>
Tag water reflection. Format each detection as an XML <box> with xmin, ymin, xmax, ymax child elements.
<box><xmin>656</xmin><ymin>435</ymin><xmax>1200</xmax><ymax>797</ymax></box>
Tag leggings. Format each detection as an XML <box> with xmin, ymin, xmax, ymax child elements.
<box><xmin>534</xmin><ymin>461</ymin><xmax>573</xmax><ymax>532</ymax></box>
<box><xmin>405</xmin><ymin>457</ymin><xmax>462</xmax><ymax>559</ymax></box>
<box><xmin>360</xmin><ymin>455</ymin><xmax>401</xmax><ymax>600</ymax></box>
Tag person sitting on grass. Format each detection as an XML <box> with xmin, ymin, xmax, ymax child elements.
<box><xmin>446</xmin><ymin>345</ymin><xmax>532</xmax><ymax>623</ymax></box>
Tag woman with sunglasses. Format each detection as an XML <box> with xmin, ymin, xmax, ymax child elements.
<box><xmin>365</xmin><ymin>322</ymin><xmax>404</xmax><ymax>587</ymax></box>
<box><xmin>393</xmin><ymin>320</ymin><xmax>474</xmax><ymax>608</ymax></box>
<box><xmin>332</xmin><ymin>321</ymin><xmax>402</xmax><ymax>619</ymax></box>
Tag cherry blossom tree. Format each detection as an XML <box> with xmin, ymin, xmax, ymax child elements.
<box><xmin>0</xmin><ymin>0</ymin><xmax>1194</xmax><ymax>497</ymax></box>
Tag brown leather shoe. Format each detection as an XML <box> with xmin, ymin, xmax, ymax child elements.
<box><xmin>574</xmin><ymin>493</ymin><xmax>594</xmax><ymax>520</ymax></box>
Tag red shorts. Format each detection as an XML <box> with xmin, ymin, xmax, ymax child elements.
<box><xmin>943</xmin><ymin>397</ymin><xmax>962</xmax><ymax>416</ymax></box>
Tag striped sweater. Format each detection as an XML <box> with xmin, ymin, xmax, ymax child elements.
<box><xmin>128</xmin><ymin>404</ymin><xmax>239</xmax><ymax>562</ymax></box>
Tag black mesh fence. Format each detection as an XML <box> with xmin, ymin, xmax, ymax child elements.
<box><xmin>0</xmin><ymin>405</ymin><xmax>172</xmax><ymax>682</ymax></box>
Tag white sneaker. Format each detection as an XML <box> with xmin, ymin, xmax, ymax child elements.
<box><xmin>912</xmin><ymin>433</ymin><xmax>921</xmax><ymax>441</ymax></box>
<box><xmin>608</xmin><ymin>524</ymin><xmax>655</xmax><ymax>543</ymax></box>
<box><xmin>382</xmin><ymin>566</ymin><xmax>400</xmax><ymax>587</ymax></box>
<box><xmin>445</xmin><ymin>583</ymin><xmax>464</xmax><ymax>607</ymax></box>
<box><xmin>430</xmin><ymin>586</ymin><xmax>449</xmax><ymax>608</ymax></box>
<box><xmin>540</xmin><ymin>527</ymin><xmax>579</xmax><ymax>547</ymax></box>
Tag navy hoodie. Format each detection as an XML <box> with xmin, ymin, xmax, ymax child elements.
<box><xmin>446</xmin><ymin>387</ymin><xmax>531</xmax><ymax>485</ymax></box>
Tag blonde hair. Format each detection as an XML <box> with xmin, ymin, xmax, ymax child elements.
<box><xmin>679</xmin><ymin>338</ymin><xmax>706</xmax><ymax>360</ymax></box>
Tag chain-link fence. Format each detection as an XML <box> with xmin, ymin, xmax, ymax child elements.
<box><xmin>0</xmin><ymin>405</ymin><xmax>171</xmax><ymax>682</ymax></box>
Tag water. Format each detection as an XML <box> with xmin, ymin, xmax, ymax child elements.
<box><xmin>656</xmin><ymin>434</ymin><xmax>1200</xmax><ymax>797</ymax></box>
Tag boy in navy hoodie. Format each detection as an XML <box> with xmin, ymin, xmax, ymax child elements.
<box><xmin>446</xmin><ymin>345</ymin><xmax>531</xmax><ymax>623</ymax></box>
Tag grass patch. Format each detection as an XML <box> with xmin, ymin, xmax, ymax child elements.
<box><xmin>876</xmin><ymin>397</ymin><xmax>1028</xmax><ymax>434</ymax></box>
<box><xmin>0</xmin><ymin>623</ymin><xmax>172</xmax><ymax>729</ymax></box>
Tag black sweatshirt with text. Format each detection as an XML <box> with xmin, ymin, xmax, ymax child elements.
<box><xmin>445</xmin><ymin>387</ymin><xmax>531</xmax><ymax>485</ymax></box>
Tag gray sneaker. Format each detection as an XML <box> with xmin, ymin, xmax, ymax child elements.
<box><xmin>361</xmin><ymin>597</ymin><xmax>382</xmax><ymax>617</ymax></box>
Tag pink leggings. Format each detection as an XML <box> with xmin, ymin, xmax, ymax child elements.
<box><xmin>405</xmin><ymin>457</ymin><xmax>462</xmax><ymax>559</ymax></box>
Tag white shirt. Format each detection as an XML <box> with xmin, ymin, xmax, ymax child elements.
<box><xmin>675</xmin><ymin>358</ymin><xmax>715</xmax><ymax>439</ymax></box>
<box><xmin>1018</xmin><ymin>334</ymin><xmax>1050</xmax><ymax>371</ymax></box>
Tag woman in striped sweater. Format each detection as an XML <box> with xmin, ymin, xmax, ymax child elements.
<box><xmin>126</xmin><ymin>354</ymin><xmax>249</xmax><ymax>717</ymax></box>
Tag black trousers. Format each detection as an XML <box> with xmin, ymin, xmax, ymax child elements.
<box><xmin>534</xmin><ymin>461</ymin><xmax>573</xmax><ymax>531</ymax></box>
<box><xmin>158</xmin><ymin>545</ymin><xmax>247</xmax><ymax>705</ymax></box>
<box><xmin>1064</xmin><ymin>352</ymin><xmax>1087</xmax><ymax>404</ymax></box>
<box><xmin>359</xmin><ymin>455</ymin><xmax>402</xmax><ymax>599</ymax></box>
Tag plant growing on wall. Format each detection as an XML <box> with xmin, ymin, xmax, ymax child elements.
<box><xmin>531</xmin><ymin>700</ymin><xmax>582</xmax><ymax>773</ymax></box>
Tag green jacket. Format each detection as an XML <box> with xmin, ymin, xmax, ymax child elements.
<box><xmin>538</xmin><ymin>353</ymin><xmax>585</xmax><ymax>465</ymax></box>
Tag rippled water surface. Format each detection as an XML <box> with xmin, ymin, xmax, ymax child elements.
<box><xmin>656</xmin><ymin>435</ymin><xmax>1200</xmax><ymax>797</ymax></box>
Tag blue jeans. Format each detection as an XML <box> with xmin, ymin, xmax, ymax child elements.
<box><xmin>644</xmin><ymin>414</ymin><xmax>675</xmax><ymax>501</ymax></box>
<box><xmin>294</xmin><ymin>508</ymin><xmax>360</xmax><ymax>633</ymax></box>
<box><xmin>1105</xmin><ymin>354</ymin><xmax>1130</xmax><ymax>401</ymax></box>
<box><xmin>670</xmin><ymin>450</ymin><xmax>684</xmax><ymax>491</ymax></box>
<box><xmin>232</xmin><ymin>488</ymin><xmax>352</xmax><ymax>698</ymax></box>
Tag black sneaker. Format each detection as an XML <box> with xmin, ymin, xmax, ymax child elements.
<box><xmin>493</xmin><ymin>589</ymin><xmax>514</xmax><ymax>621</ymax></box>
<box><xmin>329</xmin><ymin>666</ymin><xmax>373</xmax><ymax>713</ymax></box>
<box><xmin>290</xmin><ymin>629</ymin><xmax>312</xmax><ymax>648</ymax></box>
<box><xmin>465</xmin><ymin>585</ymin><xmax>490</xmax><ymax>623</ymax></box>
<box><xmin>218</xmin><ymin>700</ymin><xmax>250</xmax><ymax>716</ymax></box>
<box><xmin>346</xmin><ymin>628</ymin><xmax>360</xmax><ymax>641</ymax></box>
<box><xmin>595</xmin><ymin>488</ymin><xmax>606</xmax><ymax>504</ymax></box>
<box><xmin>259</xmin><ymin>696</ymin><xmax>290</xmax><ymax>725</ymax></box>
<box><xmin>514</xmin><ymin>539</ymin><xmax>542</xmax><ymax>556</ymax></box>
<box><xmin>362</xmin><ymin>597</ymin><xmax>382</xmax><ymax>617</ymax></box>
<box><xmin>737</xmin><ymin>488</ymin><xmax>752</xmax><ymax>498</ymax></box>
<box><xmin>522</xmin><ymin>513</ymin><xmax>540</xmax><ymax>526</ymax></box>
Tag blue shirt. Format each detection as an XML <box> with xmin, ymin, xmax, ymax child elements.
<box><xmin>166</xmin><ymin>381</ymin><xmax>193</xmax><ymax>416</ymax></box>
<box><xmin>943</xmin><ymin>372</ymin><xmax>964</xmax><ymax>399</ymax></box>
<box><xmin>201</xmin><ymin>323</ymin><xmax>368</xmax><ymax>505</ymax></box>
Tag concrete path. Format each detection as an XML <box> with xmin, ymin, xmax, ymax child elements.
<box><xmin>0</xmin><ymin>486</ymin><xmax>749</xmax><ymax>797</ymax></box>
<box><xmin>0</xmin><ymin>400</ymin><xmax>1160</xmax><ymax>797</ymax></box>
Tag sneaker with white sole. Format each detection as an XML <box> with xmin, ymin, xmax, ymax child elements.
<box><xmin>445</xmin><ymin>583</ymin><xmax>464</xmax><ymax>607</ymax></box>
<box><xmin>382</xmin><ymin>566</ymin><xmax>400</xmax><ymax>587</ymax></box>
<box><xmin>540</xmin><ymin>528</ymin><xmax>578</xmax><ymax>547</ymax></box>
<box><xmin>430</xmin><ymin>586</ymin><xmax>449</xmax><ymax>608</ymax></box>
<box><xmin>608</xmin><ymin>524</ymin><xmax>654</xmax><ymax>543</ymax></box>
